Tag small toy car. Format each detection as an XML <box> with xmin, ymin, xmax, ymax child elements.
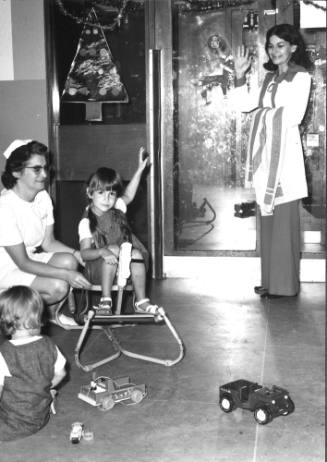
<box><xmin>78</xmin><ymin>375</ymin><xmax>147</xmax><ymax>411</ymax></box>
<box><xmin>219</xmin><ymin>379</ymin><xmax>295</xmax><ymax>425</ymax></box>
<box><xmin>234</xmin><ymin>201</ymin><xmax>256</xmax><ymax>218</ymax></box>
<box><xmin>70</xmin><ymin>422</ymin><xmax>84</xmax><ymax>444</ymax></box>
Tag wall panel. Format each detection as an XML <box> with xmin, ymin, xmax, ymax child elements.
<box><xmin>58</xmin><ymin>123</ymin><xmax>146</xmax><ymax>181</ymax></box>
<box><xmin>0</xmin><ymin>0</ymin><xmax>48</xmax><ymax>180</ymax></box>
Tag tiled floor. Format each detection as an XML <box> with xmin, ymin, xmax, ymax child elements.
<box><xmin>1</xmin><ymin>279</ymin><xmax>325</xmax><ymax>462</ymax></box>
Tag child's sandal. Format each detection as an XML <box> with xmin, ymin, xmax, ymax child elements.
<box><xmin>134</xmin><ymin>298</ymin><xmax>159</xmax><ymax>315</ymax></box>
<box><xmin>95</xmin><ymin>297</ymin><xmax>113</xmax><ymax>316</ymax></box>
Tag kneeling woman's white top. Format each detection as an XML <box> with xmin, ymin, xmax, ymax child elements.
<box><xmin>0</xmin><ymin>189</ymin><xmax>54</xmax><ymax>288</ymax></box>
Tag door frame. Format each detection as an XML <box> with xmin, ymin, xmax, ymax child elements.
<box><xmin>145</xmin><ymin>0</ymin><xmax>325</xmax><ymax>280</ymax></box>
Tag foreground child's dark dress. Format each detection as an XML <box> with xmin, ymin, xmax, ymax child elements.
<box><xmin>0</xmin><ymin>336</ymin><xmax>57</xmax><ymax>441</ymax></box>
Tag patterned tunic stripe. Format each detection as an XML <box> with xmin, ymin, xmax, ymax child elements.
<box><xmin>264</xmin><ymin>107</ymin><xmax>284</xmax><ymax>206</ymax></box>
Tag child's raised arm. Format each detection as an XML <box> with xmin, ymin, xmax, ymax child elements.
<box><xmin>121</xmin><ymin>147</ymin><xmax>149</xmax><ymax>205</ymax></box>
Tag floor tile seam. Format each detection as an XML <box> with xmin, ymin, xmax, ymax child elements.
<box><xmin>252</xmin><ymin>304</ymin><xmax>270</xmax><ymax>462</ymax></box>
<box><xmin>146</xmin><ymin>397</ymin><xmax>219</xmax><ymax>405</ymax></box>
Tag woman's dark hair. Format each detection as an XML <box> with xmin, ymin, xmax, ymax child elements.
<box><xmin>86</xmin><ymin>167</ymin><xmax>124</xmax><ymax>237</ymax></box>
<box><xmin>0</xmin><ymin>285</ymin><xmax>44</xmax><ymax>337</ymax></box>
<box><xmin>1</xmin><ymin>141</ymin><xmax>49</xmax><ymax>189</ymax></box>
<box><xmin>264</xmin><ymin>23</ymin><xmax>313</xmax><ymax>71</ymax></box>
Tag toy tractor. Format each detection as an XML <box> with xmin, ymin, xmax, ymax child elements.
<box><xmin>78</xmin><ymin>375</ymin><xmax>147</xmax><ymax>411</ymax></box>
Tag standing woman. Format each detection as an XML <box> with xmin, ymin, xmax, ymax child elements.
<box><xmin>0</xmin><ymin>140</ymin><xmax>91</xmax><ymax>326</ymax></box>
<box><xmin>233</xmin><ymin>24</ymin><xmax>312</xmax><ymax>298</ymax></box>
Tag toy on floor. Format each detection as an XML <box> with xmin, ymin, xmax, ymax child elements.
<box><xmin>70</xmin><ymin>422</ymin><xmax>94</xmax><ymax>444</ymax></box>
<box><xmin>70</xmin><ymin>422</ymin><xmax>84</xmax><ymax>444</ymax></box>
<box><xmin>219</xmin><ymin>379</ymin><xmax>295</xmax><ymax>425</ymax></box>
<box><xmin>234</xmin><ymin>201</ymin><xmax>256</xmax><ymax>218</ymax></box>
<box><xmin>78</xmin><ymin>373</ymin><xmax>147</xmax><ymax>411</ymax></box>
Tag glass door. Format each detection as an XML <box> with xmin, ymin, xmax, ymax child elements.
<box><xmin>169</xmin><ymin>4</ymin><xmax>260</xmax><ymax>254</ymax></box>
<box><xmin>162</xmin><ymin>1</ymin><xmax>325</xmax><ymax>258</ymax></box>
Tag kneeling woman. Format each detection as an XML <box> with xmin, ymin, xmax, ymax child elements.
<box><xmin>0</xmin><ymin>140</ymin><xmax>91</xmax><ymax>327</ymax></box>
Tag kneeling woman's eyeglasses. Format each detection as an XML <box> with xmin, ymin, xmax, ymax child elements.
<box><xmin>24</xmin><ymin>165</ymin><xmax>49</xmax><ymax>174</ymax></box>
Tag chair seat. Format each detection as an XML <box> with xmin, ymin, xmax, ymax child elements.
<box><xmin>89</xmin><ymin>283</ymin><xmax>133</xmax><ymax>292</ymax></box>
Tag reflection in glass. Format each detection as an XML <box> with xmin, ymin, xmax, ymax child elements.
<box><xmin>172</xmin><ymin>8</ymin><xmax>256</xmax><ymax>251</ymax></box>
<box><xmin>171</xmin><ymin>6</ymin><xmax>325</xmax><ymax>254</ymax></box>
<box><xmin>300</xmin><ymin>37</ymin><xmax>326</xmax><ymax>252</ymax></box>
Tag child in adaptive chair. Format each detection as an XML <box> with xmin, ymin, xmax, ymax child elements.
<box><xmin>78</xmin><ymin>147</ymin><xmax>161</xmax><ymax>317</ymax></box>
<box><xmin>0</xmin><ymin>286</ymin><xmax>66</xmax><ymax>441</ymax></box>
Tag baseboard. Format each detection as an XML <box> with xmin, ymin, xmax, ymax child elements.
<box><xmin>163</xmin><ymin>256</ymin><xmax>325</xmax><ymax>283</ymax></box>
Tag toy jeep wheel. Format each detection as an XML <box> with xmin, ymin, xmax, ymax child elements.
<box><xmin>219</xmin><ymin>395</ymin><xmax>234</xmax><ymax>413</ymax></box>
<box><xmin>254</xmin><ymin>407</ymin><xmax>272</xmax><ymax>425</ymax></box>
<box><xmin>130</xmin><ymin>389</ymin><xmax>144</xmax><ymax>404</ymax></box>
<box><xmin>99</xmin><ymin>396</ymin><xmax>115</xmax><ymax>411</ymax></box>
<box><xmin>282</xmin><ymin>398</ymin><xmax>295</xmax><ymax>416</ymax></box>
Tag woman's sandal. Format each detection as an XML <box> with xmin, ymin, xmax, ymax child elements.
<box><xmin>49</xmin><ymin>313</ymin><xmax>81</xmax><ymax>330</ymax></box>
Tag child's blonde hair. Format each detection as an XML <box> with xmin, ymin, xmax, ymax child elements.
<box><xmin>0</xmin><ymin>286</ymin><xmax>44</xmax><ymax>336</ymax></box>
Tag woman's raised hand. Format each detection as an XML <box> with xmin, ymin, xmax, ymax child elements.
<box><xmin>66</xmin><ymin>270</ymin><xmax>91</xmax><ymax>289</ymax></box>
<box><xmin>72</xmin><ymin>250</ymin><xmax>85</xmax><ymax>267</ymax></box>
<box><xmin>100</xmin><ymin>248</ymin><xmax>118</xmax><ymax>265</ymax></box>
<box><xmin>234</xmin><ymin>46</ymin><xmax>252</xmax><ymax>79</ymax></box>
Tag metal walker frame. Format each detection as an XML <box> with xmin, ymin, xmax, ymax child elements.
<box><xmin>54</xmin><ymin>244</ymin><xmax>184</xmax><ymax>372</ymax></box>
<box><xmin>73</xmin><ymin>291</ymin><xmax>184</xmax><ymax>372</ymax></box>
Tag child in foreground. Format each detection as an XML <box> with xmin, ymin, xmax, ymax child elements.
<box><xmin>0</xmin><ymin>286</ymin><xmax>66</xmax><ymax>442</ymax></box>
<box><xmin>78</xmin><ymin>147</ymin><xmax>160</xmax><ymax>316</ymax></box>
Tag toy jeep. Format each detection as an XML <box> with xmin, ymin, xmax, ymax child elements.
<box><xmin>78</xmin><ymin>375</ymin><xmax>147</xmax><ymax>411</ymax></box>
<box><xmin>219</xmin><ymin>379</ymin><xmax>294</xmax><ymax>424</ymax></box>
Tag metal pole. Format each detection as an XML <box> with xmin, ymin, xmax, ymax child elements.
<box><xmin>149</xmin><ymin>49</ymin><xmax>164</xmax><ymax>279</ymax></box>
